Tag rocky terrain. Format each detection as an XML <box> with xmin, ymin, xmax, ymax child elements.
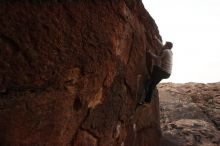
<box><xmin>0</xmin><ymin>1</ymin><xmax>163</xmax><ymax>146</ymax></box>
<box><xmin>159</xmin><ymin>82</ymin><xmax>220</xmax><ymax>146</ymax></box>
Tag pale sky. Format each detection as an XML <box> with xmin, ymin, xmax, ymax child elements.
<box><xmin>143</xmin><ymin>0</ymin><xmax>220</xmax><ymax>83</ymax></box>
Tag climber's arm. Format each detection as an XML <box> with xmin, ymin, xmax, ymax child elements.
<box><xmin>147</xmin><ymin>51</ymin><xmax>160</xmax><ymax>59</ymax></box>
<box><xmin>154</xmin><ymin>35</ymin><xmax>163</xmax><ymax>46</ymax></box>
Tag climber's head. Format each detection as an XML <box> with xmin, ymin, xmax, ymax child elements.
<box><xmin>163</xmin><ymin>41</ymin><xmax>173</xmax><ymax>50</ymax></box>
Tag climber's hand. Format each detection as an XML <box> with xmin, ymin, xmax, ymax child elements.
<box><xmin>148</xmin><ymin>51</ymin><xmax>158</xmax><ymax>59</ymax></box>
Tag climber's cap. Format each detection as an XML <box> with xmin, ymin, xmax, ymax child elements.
<box><xmin>164</xmin><ymin>41</ymin><xmax>173</xmax><ymax>49</ymax></box>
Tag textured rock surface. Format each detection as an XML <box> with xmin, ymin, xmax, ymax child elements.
<box><xmin>159</xmin><ymin>83</ymin><xmax>220</xmax><ymax>146</ymax></box>
<box><xmin>0</xmin><ymin>1</ymin><xmax>162</xmax><ymax>146</ymax></box>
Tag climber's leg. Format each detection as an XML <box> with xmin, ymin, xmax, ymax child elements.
<box><xmin>138</xmin><ymin>66</ymin><xmax>170</xmax><ymax>104</ymax></box>
<box><xmin>144</xmin><ymin>66</ymin><xmax>170</xmax><ymax>102</ymax></box>
<box><xmin>138</xmin><ymin>66</ymin><xmax>161</xmax><ymax>104</ymax></box>
<box><xmin>145</xmin><ymin>67</ymin><xmax>162</xmax><ymax>102</ymax></box>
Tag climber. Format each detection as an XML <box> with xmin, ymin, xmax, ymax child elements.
<box><xmin>139</xmin><ymin>35</ymin><xmax>173</xmax><ymax>104</ymax></box>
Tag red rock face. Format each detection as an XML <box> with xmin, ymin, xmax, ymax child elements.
<box><xmin>0</xmin><ymin>1</ymin><xmax>162</xmax><ymax>145</ymax></box>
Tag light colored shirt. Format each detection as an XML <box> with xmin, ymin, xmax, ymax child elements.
<box><xmin>160</xmin><ymin>49</ymin><xmax>173</xmax><ymax>74</ymax></box>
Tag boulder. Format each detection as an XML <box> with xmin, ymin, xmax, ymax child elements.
<box><xmin>0</xmin><ymin>1</ymin><xmax>162</xmax><ymax>145</ymax></box>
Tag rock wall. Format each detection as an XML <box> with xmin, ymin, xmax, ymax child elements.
<box><xmin>0</xmin><ymin>1</ymin><xmax>162</xmax><ymax>146</ymax></box>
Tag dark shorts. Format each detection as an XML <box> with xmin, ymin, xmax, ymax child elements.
<box><xmin>152</xmin><ymin>65</ymin><xmax>170</xmax><ymax>79</ymax></box>
<box><xmin>145</xmin><ymin>65</ymin><xmax>171</xmax><ymax>99</ymax></box>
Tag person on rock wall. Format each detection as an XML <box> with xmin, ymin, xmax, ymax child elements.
<box><xmin>139</xmin><ymin>35</ymin><xmax>173</xmax><ymax>104</ymax></box>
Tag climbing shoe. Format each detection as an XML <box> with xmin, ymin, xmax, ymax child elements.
<box><xmin>138</xmin><ymin>98</ymin><xmax>151</xmax><ymax>105</ymax></box>
<box><xmin>144</xmin><ymin>97</ymin><xmax>151</xmax><ymax>103</ymax></box>
<box><xmin>138</xmin><ymin>101</ymin><xmax>145</xmax><ymax>105</ymax></box>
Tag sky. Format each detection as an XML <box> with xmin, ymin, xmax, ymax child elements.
<box><xmin>142</xmin><ymin>0</ymin><xmax>220</xmax><ymax>83</ymax></box>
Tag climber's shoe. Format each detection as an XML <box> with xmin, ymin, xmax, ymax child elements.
<box><xmin>144</xmin><ymin>97</ymin><xmax>151</xmax><ymax>103</ymax></box>
<box><xmin>138</xmin><ymin>98</ymin><xmax>151</xmax><ymax>105</ymax></box>
<box><xmin>137</xmin><ymin>101</ymin><xmax>145</xmax><ymax>105</ymax></box>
